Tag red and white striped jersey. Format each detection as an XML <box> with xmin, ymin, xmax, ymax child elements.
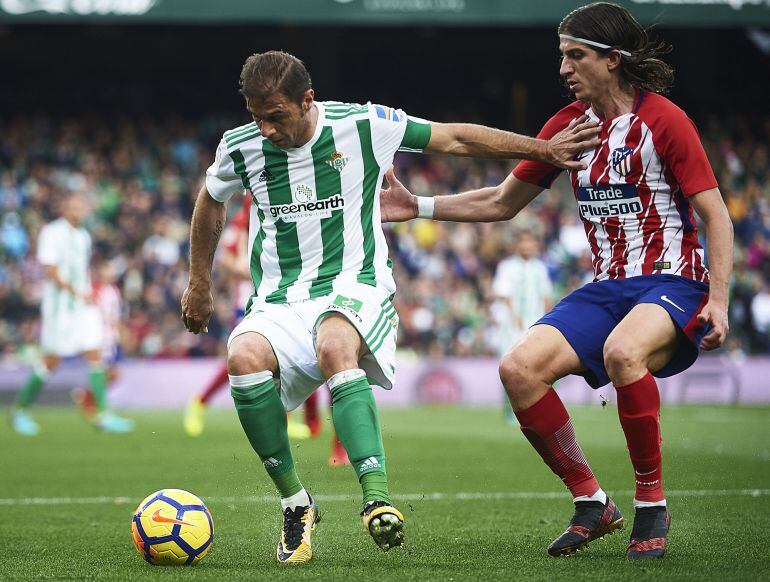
<box><xmin>514</xmin><ymin>90</ymin><xmax>716</xmax><ymax>283</ymax></box>
<box><xmin>221</xmin><ymin>193</ymin><xmax>253</xmax><ymax>310</ymax></box>
<box><xmin>93</xmin><ymin>282</ymin><xmax>122</xmax><ymax>350</ymax></box>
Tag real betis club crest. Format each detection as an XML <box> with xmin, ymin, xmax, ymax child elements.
<box><xmin>325</xmin><ymin>151</ymin><xmax>350</xmax><ymax>173</ymax></box>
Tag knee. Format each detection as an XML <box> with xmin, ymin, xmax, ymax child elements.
<box><xmin>227</xmin><ymin>347</ymin><xmax>256</xmax><ymax>376</ymax></box>
<box><xmin>499</xmin><ymin>350</ymin><xmax>539</xmax><ymax>404</ymax></box>
<box><xmin>316</xmin><ymin>334</ymin><xmax>357</xmax><ymax>377</ymax></box>
<box><xmin>603</xmin><ymin>339</ymin><xmax>643</xmax><ymax>376</ymax></box>
<box><xmin>227</xmin><ymin>335</ymin><xmax>275</xmax><ymax>376</ymax></box>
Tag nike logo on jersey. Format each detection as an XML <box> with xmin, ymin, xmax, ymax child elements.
<box><xmin>660</xmin><ymin>295</ymin><xmax>685</xmax><ymax>313</ymax></box>
<box><xmin>150</xmin><ymin>509</ymin><xmax>193</xmax><ymax>527</ymax></box>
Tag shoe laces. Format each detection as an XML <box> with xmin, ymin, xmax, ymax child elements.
<box><xmin>282</xmin><ymin>505</ymin><xmax>309</xmax><ymax>551</ymax></box>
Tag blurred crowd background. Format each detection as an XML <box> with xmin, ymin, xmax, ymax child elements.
<box><xmin>2</xmin><ymin>111</ymin><xmax>769</xmax><ymax>362</ymax></box>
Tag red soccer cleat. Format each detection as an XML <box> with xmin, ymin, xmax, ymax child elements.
<box><xmin>627</xmin><ymin>506</ymin><xmax>670</xmax><ymax>559</ymax></box>
<box><xmin>548</xmin><ymin>497</ymin><xmax>624</xmax><ymax>556</ymax></box>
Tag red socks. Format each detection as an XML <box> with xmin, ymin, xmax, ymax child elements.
<box><xmin>304</xmin><ymin>391</ymin><xmax>321</xmax><ymax>436</ymax></box>
<box><xmin>615</xmin><ymin>372</ymin><xmax>665</xmax><ymax>505</ymax></box>
<box><xmin>515</xmin><ymin>388</ymin><xmax>600</xmax><ymax>498</ymax></box>
<box><xmin>200</xmin><ymin>366</ymin><xmax>230</xmax><ymax>405</ymax></box>
<box><xmin>516</xmin><ymin>376</ymin><xmax>665</xmax><ymax>506</ymax></box>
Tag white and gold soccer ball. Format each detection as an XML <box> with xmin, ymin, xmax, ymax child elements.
<box><xmin>131</xmin><ymin>489</ymin><xmax>213</xmax><ymax>565</ymax></box>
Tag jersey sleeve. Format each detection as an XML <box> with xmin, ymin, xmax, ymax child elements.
<box><xmin>512</xmin><ymin>105</ymin><xmax>584</xmax><ymax>189</ymax></box>
<box><xmin>650</xmin><ymin>105</ymin><xmax>717</xmax><ymax>197</ymax></box>
<box><xmin>205</xmin><ymin>138</ymin><xmax>243</xmax><ymax>203</ymax></box>
<box><xmin>36</xmin><ymin>224</ymin><xmax>59</xmax><ymax>267</ymax></box>
<box><xmin>368</xmin><ymin>104</ymin><xmax>431</xmax><ymax>166</ymax></box>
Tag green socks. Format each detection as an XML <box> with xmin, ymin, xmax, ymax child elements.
<box><xmin>231</xmin><ymin>368</ymin><xmax>389</xmax><ymax>507</ymax></box>
<box><xmin>18</xmin><ymin>365</ymin><xmax>108</xmax><ymax>412</ymax></box>
<box><xmin>329</xmin><ymin>369</ymin><xmax>391</xmax><ymax>505</ymax></box>
<box><xmin>16</xmin><ymin>367</ymin><xmax>47</xmax><ymax>409</ymax></box>
<box><xmin>230</xmin><ymin>372</ymin><xmax>303</xmax><ymax>499</ymax></box>
<box><xmin>88</xmin><ymin>364</ymin><xmax>108</xmax><ymax>413</ymax></box>
<box><xmin>360</xmin><ymin>472</ymin><xmax>391</xmax><ymax>505</ymax></box>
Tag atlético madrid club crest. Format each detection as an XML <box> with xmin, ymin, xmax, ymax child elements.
<box><xmin>611</xmin><ymin>146</ymin><xmax>633</xmax><ymax>176</ymax></box>
<box><xmin>325</xmin><ymin>151</ymin><xmax>350</xmax><ymax>173</ymax></box>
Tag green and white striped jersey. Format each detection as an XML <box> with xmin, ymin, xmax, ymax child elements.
<box><xmin>206</xmin><ymin>101</ymin><xmax>431</xmax><ymax>305</ymax></box>
<box><xmin>37</xmin><ymin>217</ymin><xmax>92</xmax><ymax>315</ymax></box>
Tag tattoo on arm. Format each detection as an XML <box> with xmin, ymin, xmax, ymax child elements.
<box><xmin>207</xmin><ymin>219</ymin><xmax>224</xmax><ymax>265</ymax></box>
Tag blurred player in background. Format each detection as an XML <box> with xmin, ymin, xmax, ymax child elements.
<box><xmin>11</xmin><ymin>193</ymin><xmax>134</xmax><ymax>435</ymax></box>
<box><xmin>71</xmin><ymin>259</ymin><xmax>124</xmax><ymax>418</ymax></box>
<box><xmin>180</xmin><ymin>50</ymin><xmax>595</xmax><ymax>563</ymax></box>
<box><xmin>491</xmin><ymin>229</ymin><xmax>553</xmax><ymax>422</ymax></box>
<box><xmin>381</xmin><ymin>1</ymin><xmax>732</xmax><ymax>560</ymax></box>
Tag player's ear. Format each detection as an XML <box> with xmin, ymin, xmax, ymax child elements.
<box><xmin>606</xmin><ymin>50</ymin><xmax>622</xmax><ymax>72</ymax></box>
<box><xmin>301</xmin><ymin>89</ymin><xmax>314</xmax><ymax>114</ymax></box>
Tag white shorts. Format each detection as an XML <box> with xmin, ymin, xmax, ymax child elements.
<box><xmin>41</xmin><ymin>303</ymin><xmax>104</xmax><ymax>358</ymax></box>
<box><xmin>227</xmin><ymin>284</ymin><xmax>398</xmax><ymax>411</ymax></box>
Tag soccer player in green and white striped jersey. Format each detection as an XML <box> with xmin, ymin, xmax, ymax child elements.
<box><xmin>12</xmin><ymin>193</ymin><xmax>134</xmax><ymax>436</ymax></box>
<box><xmin>181</xmin><ymin>50</ymin><xmax>599</xmax><ymax>564</ymax></box>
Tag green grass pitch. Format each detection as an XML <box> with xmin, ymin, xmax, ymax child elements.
<box><xmin>2</xmin><ymin>405</ymin><xmax>768</xmax><ymax>581</ymax></box>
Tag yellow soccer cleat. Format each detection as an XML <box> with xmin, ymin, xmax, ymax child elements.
<box><xmin>277</xmin><ymin>496</ymin><xmax>319</xmax><ymax>564</ymax></box>
<box><xmin>362</xmin><ymin>501</ymin><xmax>404</xmax><ymax>551</ymax></box>
<box><xmin>183</xmin><ymin>396</ymin><xmax>206</xmax><ymax>437</ymax></box>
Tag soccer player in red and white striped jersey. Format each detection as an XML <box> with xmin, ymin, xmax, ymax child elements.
<box><xmin>381</xmin><ymin>2</ymin><xmax>733</xmax><ymax>560</ymax></box>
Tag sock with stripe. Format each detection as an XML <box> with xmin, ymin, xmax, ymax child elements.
<box><xmin>328</xmin><ymin>368</ymin><xmax>391</xmax><ymax>505</ymax></box>
<box><xmin>16</xmin><ymin>366</ymin><xmax>48</xmax><ymax>409</ymax></box>
<box><xmin>615</xmin><ymin>372</ymin><xmax>666</xmax><ymax>507</ymax></box>
<box><xmin>230</xmin><ymin>372</ymin><xmax>307</xmax><ymax>506</ymax></box>
<box><xmin>514</xmin><ymin>388</ymin><xmax>602</xmax><ymax>500</ymax></box>
<box><xmin>88</xmin><ymin>363</ymin><xmax>109</xmax><ymax>413</ymax></box>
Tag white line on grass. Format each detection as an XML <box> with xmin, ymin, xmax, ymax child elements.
<box><xmin>0</xmin><ymin>488</ymin><xmax>768</xmax><ymax>507</ymax></box>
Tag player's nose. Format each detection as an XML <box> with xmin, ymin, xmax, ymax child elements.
<box><xmin>260</xmin><ymin>122</ymin><xmax>276</xmax><ymax>138</ymax></box>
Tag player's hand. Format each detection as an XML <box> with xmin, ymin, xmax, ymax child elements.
<box><xmin>380</xmin><ymin>167</ymin><xmax>418</xmax><ymax>222</ymax></box>
<box><xmin>698</xmin><ymin>299</ymin><xmax>729</xmax><ymax>351</ymax></box>
<box><xmin>545</xmin><ymin>115</ymin><xmax>601</xmax><ymax>171</ymax></box>
<box><xmin>181</xmin><ymin>282</ymin><xmax>214</xmax><ymax>334</ymax></box>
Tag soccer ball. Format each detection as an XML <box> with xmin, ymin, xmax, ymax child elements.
<box><xmin>131</xmin><ymin>489</ymin><xmax>214</xmax><ymax>565</ymax></box>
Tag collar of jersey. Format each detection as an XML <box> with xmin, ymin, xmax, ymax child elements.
<box><xmin>585</xmin><ymin>88</ymin><xmax>644</xmax><ymax>124</ymax></box>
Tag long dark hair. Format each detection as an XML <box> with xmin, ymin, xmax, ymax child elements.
<box><xmin>558</xmin><ymin>2</ymin><xmax>674</xmax><ymax>94</ymax></box>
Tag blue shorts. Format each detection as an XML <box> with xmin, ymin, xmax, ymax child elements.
<box><xmin>537</xmin><ymin>275</ymin><xmax>710</xmax><ymax>389</ymax></box>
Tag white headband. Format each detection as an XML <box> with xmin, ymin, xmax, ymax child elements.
<box><xmin>559</xmin><ymin>34</ymin><xmax>632</xmax><ymax>57</ymax></box>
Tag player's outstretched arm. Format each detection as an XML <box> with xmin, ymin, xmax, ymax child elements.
<box><xmin>380</xmin><ymin>168</ymin><xmax>542</xmax><ymax>223</ymax></box>
<box><xmin>690</xmin><ymin>188</ymin><xmax>733</xmax><ymax>351</ymax></box>
<box><xmin>425</xmin><ymin>115</ymin><xmax>599</xmax><ymax>170</ymax></box>
<box><xmin>181</xmin><ymin>185</ymin><xmax>226</xmax><ymax>334</ymax></box>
